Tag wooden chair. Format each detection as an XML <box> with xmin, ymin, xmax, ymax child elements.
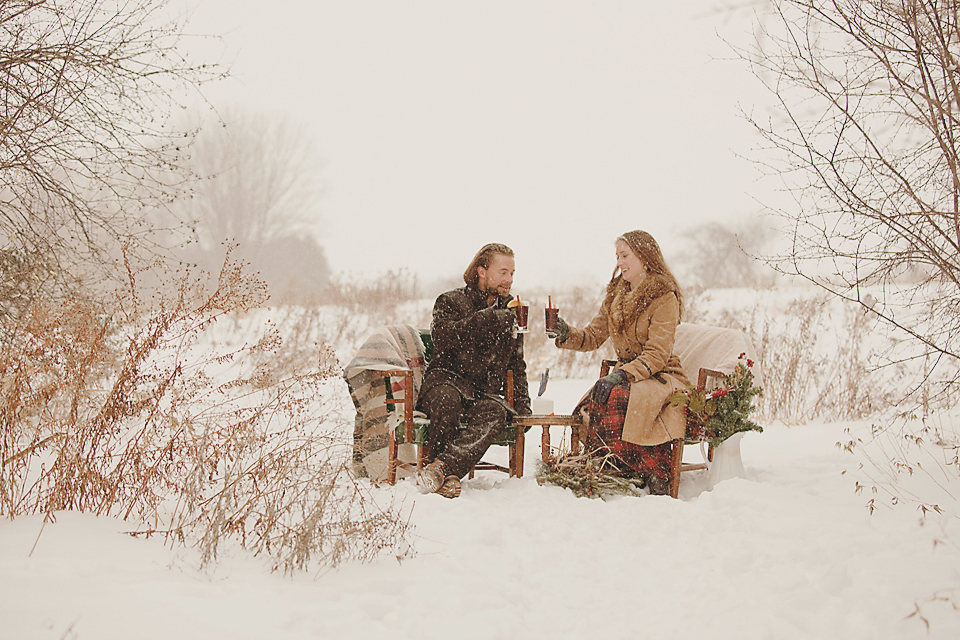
<box><xmin>598</xmin><ymin>359</ymin><xmax>726</xmax><ymax>498</ymax></box>
<box><xmin>380</xmin><ymin>356</ymin><xmax>526</xmax><ymax>484</ymax></box>
<box><xmin>514</xmin><ymin>359</ymin><xmax>729</xmax><ymax>499</ymax></box>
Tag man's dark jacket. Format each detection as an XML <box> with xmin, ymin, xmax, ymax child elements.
<box><xmin>418</xmin><ymin>285</ymin><xmax>532</xmax><ymax>416</ymax></box>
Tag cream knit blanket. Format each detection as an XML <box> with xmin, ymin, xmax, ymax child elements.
<box><xmin>674</xmin><ymin>323</ymin><xmax>763</xmax><ymax>388</ymax></box>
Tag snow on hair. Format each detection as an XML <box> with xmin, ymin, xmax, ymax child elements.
<box><xmin>611</xmin><ymin>230</ymin><xmax>685</xmax><ymax>318</ymax></box>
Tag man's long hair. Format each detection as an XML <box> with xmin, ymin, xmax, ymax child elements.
<box><xmin>463</xmin><ymin>243</ymin><xmax>514</xmax><ymax>288</ymax></box>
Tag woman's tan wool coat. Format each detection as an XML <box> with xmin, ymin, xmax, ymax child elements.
<box><xmin>558</xmin><ymin>274</ymin><xmax>690</xmax><ymax>446</ymax></box>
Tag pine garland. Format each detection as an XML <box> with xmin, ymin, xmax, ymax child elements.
<box><xmin>536</xmin><ymin>450</ymin><xmax>646</xmax><ymax>500</ymax></box>
<box><xmin>668</xmin><ymin>354</ymin><xmax>763</xmax><ymax>448</ymax></box>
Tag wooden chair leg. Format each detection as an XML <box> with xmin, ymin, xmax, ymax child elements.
<box><xmin>669</xmin><ymin>438</ymin><xmax>684</xmax><ymax>498</ymax></box>
<box><xmin>387</xmin><ymin>430</ymin><xmax>398</xmax><ymax>485</ymax></box>
<box><xmin>419</xmin><ymin>442</ymin><xmax>430</xmax><ymax>470</ymax></box>
<box><xmin>541</xmin><ymin>425</ymin><xmax>551</xmax><ymax>463</ymax></box>
<box><xmin>382</xmin><ymin>369</ymin><xmax>418</xmax><ymax>485</ymax></box>
<box><xmin>514</xmin><ymin>426</ymin><xmax>524</xmax><ymax>478</ymax></box>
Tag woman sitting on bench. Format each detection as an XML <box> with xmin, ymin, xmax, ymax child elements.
<box><xmin>548</xmin><ymin>230</ymin><xmax>689</xmax><ymax>495</ymax></box>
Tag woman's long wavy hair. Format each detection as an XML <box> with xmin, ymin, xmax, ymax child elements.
<box><xmin>605</xmin><ymin>230</ymin><xmax>684</xmax><ymax>318</ymax></box>
<box><xmin>463</xmin><ymin>243</ymin><xmax>514</xmax><ymax>288</ymax></box>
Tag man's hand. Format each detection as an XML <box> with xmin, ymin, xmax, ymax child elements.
<box><xmin>481</xmin><ymin>306</ymin><xmax>518</xmax><ymax>337</ymax></box>
<box><xmin>590</xmin><ymin>370</ymin><xmax>628</xmax><ymax>405</ymax></box>
<box><xmin>481</xmin><ymin>306</ymin><xmax>515</xmax><ymax>324</ymax></box>
<box><xmin>547</xmin><ymin>317</ymin><xmax>570</xmax><ymax>343</ymax></box>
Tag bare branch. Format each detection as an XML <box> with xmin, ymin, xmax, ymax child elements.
<box><xmin>0</xmin><ymin>0</ymin><xmax>222</xmax><ymax>297</ymax></box>
<box><xmin>742</xmin><ymin>0</ymin><xmax>960</xmax><ymax>387</ymax></box>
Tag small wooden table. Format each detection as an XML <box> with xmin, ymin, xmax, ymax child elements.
<box><xmin>512</xmin><ymin>413</ymin><xmax>584</xmax><ymax>464</ymax></box>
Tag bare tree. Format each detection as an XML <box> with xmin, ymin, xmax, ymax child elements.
<box><xmin>0</xmin><ymin>0</ymin><xmax>219</xmax><ymax>297</ymax></box>
<box><xmin>743</xmin><ymin>0</ymin><xmax>960</xmax><ymax>401</ymax></box>
<box><xmin>675</xmin><ymin>218</ymin><xmax>777</xmax><ymax>290</ymax></box>
<box><xmin>183</xmin><ymin>110</ymin><xmax>322</xmax><ymax>253</ymax></box>
<box><xmin>179</xmin><ymin>109</ymin><xmax>330</xmax><ymax>298</ymax></box>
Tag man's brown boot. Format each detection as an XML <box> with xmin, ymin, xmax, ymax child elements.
<box><xmin>436</xmin><ymin>475</ymin><xmax>461</xmax><ymax>499</ymax></box>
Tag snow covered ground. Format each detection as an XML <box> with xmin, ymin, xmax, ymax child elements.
<box><xmin>2</xmin><ymin>377</ymin><xmax>959</xmax><ymax>640</ymax></box>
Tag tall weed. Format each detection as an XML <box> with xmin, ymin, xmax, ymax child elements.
<box><xmin>686</xmin><ymin>288</ymin><xmax>904</xmax><ymax>422</ymax></box>
<box><xmin>0</xmin><ymin>247</ymin><xmax>412</xmax><ymax>572</ymax></box>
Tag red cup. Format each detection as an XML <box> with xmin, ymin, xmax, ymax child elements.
<box><xmin>545</xmin><ymin>306</ymin><xmax>559</xmax><ymax>333</ymax></box>
<box><xmin>515</xmin><ymin>304</ymin><xmax>529</xmax><ymax>332</ymax></box>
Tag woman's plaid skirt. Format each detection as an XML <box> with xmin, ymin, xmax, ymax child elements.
<box><xmin>582</xmin><ymin>379</ymin><xmax>673</xmax><ymax>492</ymax></box>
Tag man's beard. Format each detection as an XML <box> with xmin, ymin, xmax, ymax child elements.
<box><xmin>480</xmin><ymin>276</ymin><xmax>510</xmax><ymax>297</ymax></box>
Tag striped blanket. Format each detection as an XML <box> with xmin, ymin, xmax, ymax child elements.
<box><xmin>343</xmin><ymin>324</ymin><xmax>427</xmax><ymax>481</ymax></box>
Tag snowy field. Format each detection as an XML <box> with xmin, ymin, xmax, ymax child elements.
<box><xmin>2</xmin><ymin>374</ymin><xmax>959</xmax><ymax>640</ymax></box>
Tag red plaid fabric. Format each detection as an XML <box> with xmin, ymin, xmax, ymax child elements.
<box><xmin>583</xmin><ymin>380</ymin><xmax>673</xmax><ymax>484</ymax></box>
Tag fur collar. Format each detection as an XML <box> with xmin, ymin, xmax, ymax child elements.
<box><xmin>605</xmin><ymin>274</ymin><xmax>676</xmax><ymax>333</ymax></box>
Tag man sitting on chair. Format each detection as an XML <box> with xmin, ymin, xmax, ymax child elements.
<box><xmin>416</xmin><ymin>243</ymin><xmax>532</xmax><ymax>498</ymax></box>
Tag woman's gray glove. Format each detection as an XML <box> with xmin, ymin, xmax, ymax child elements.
<box><xmin>590</xmin><ymin>370</ymin><xmax>628</xmax><ymax>405</ymax></box>
<box><xmin>547</xmin><ymin>316</ymin><xmax>570</xmax><ymax>343</ymax></box>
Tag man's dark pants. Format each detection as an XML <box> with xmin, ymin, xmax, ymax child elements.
<box><xmin>418</xmin><ymin>384</ymin><xmax>509</xmax><ymax>479</ymax></box>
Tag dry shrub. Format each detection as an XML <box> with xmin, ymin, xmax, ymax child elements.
<box><xmin>176</xmin><ymin>360</ymin><xmax>414</xmax><ymax>572</ymax></box>
<box><xmin>308</xmin><ymin>270</ymin><xmax>434</xmax><ymax>351</ymax></box>
<box><xmin>0</xmin><ymin>246</ymin><xmax>412</xmax><ymax>573</ymax></box>
<box><xmin>841</xmin><ymin>410</ymin><xmax>960</xmax><ymax>518</ymax></box>
<box><xmin>838</xmin><ymin>409</ymin><xmax>960</xmax><ymax>626</ymax></box>
<box><xmin>324</xmin><ymin>269</ymin><xmax>422</xmax><ymax>314</ymax></box>
<box><xmin>686</xmin><ymin>288</ymin><xmax>906</xmax><ymax>422</ymax></box>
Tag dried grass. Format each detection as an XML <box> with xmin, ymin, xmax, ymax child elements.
<box><xmin>685</xmin><ymin>289</ymin><xmax>908</xmax><ymax>422</ymax></box>
<box><xmin>0</xmin><ymin>245</ymin><xmax>413</xmax><ymax>573</ymax></box>
<box><xmin>7</xmin><ymin>259</ymin><xmax>957</xmax><ymax>572</ymax></box>
<box><xmin>685</xmin><ymin>286</ymin><xmax>960</xmax><ymax>536</ymax></box>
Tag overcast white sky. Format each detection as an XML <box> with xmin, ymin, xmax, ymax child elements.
<box><xmin>181</xmin><ymin>0</ymin><xmax>778</xmax><ymax>290</ymax></box>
